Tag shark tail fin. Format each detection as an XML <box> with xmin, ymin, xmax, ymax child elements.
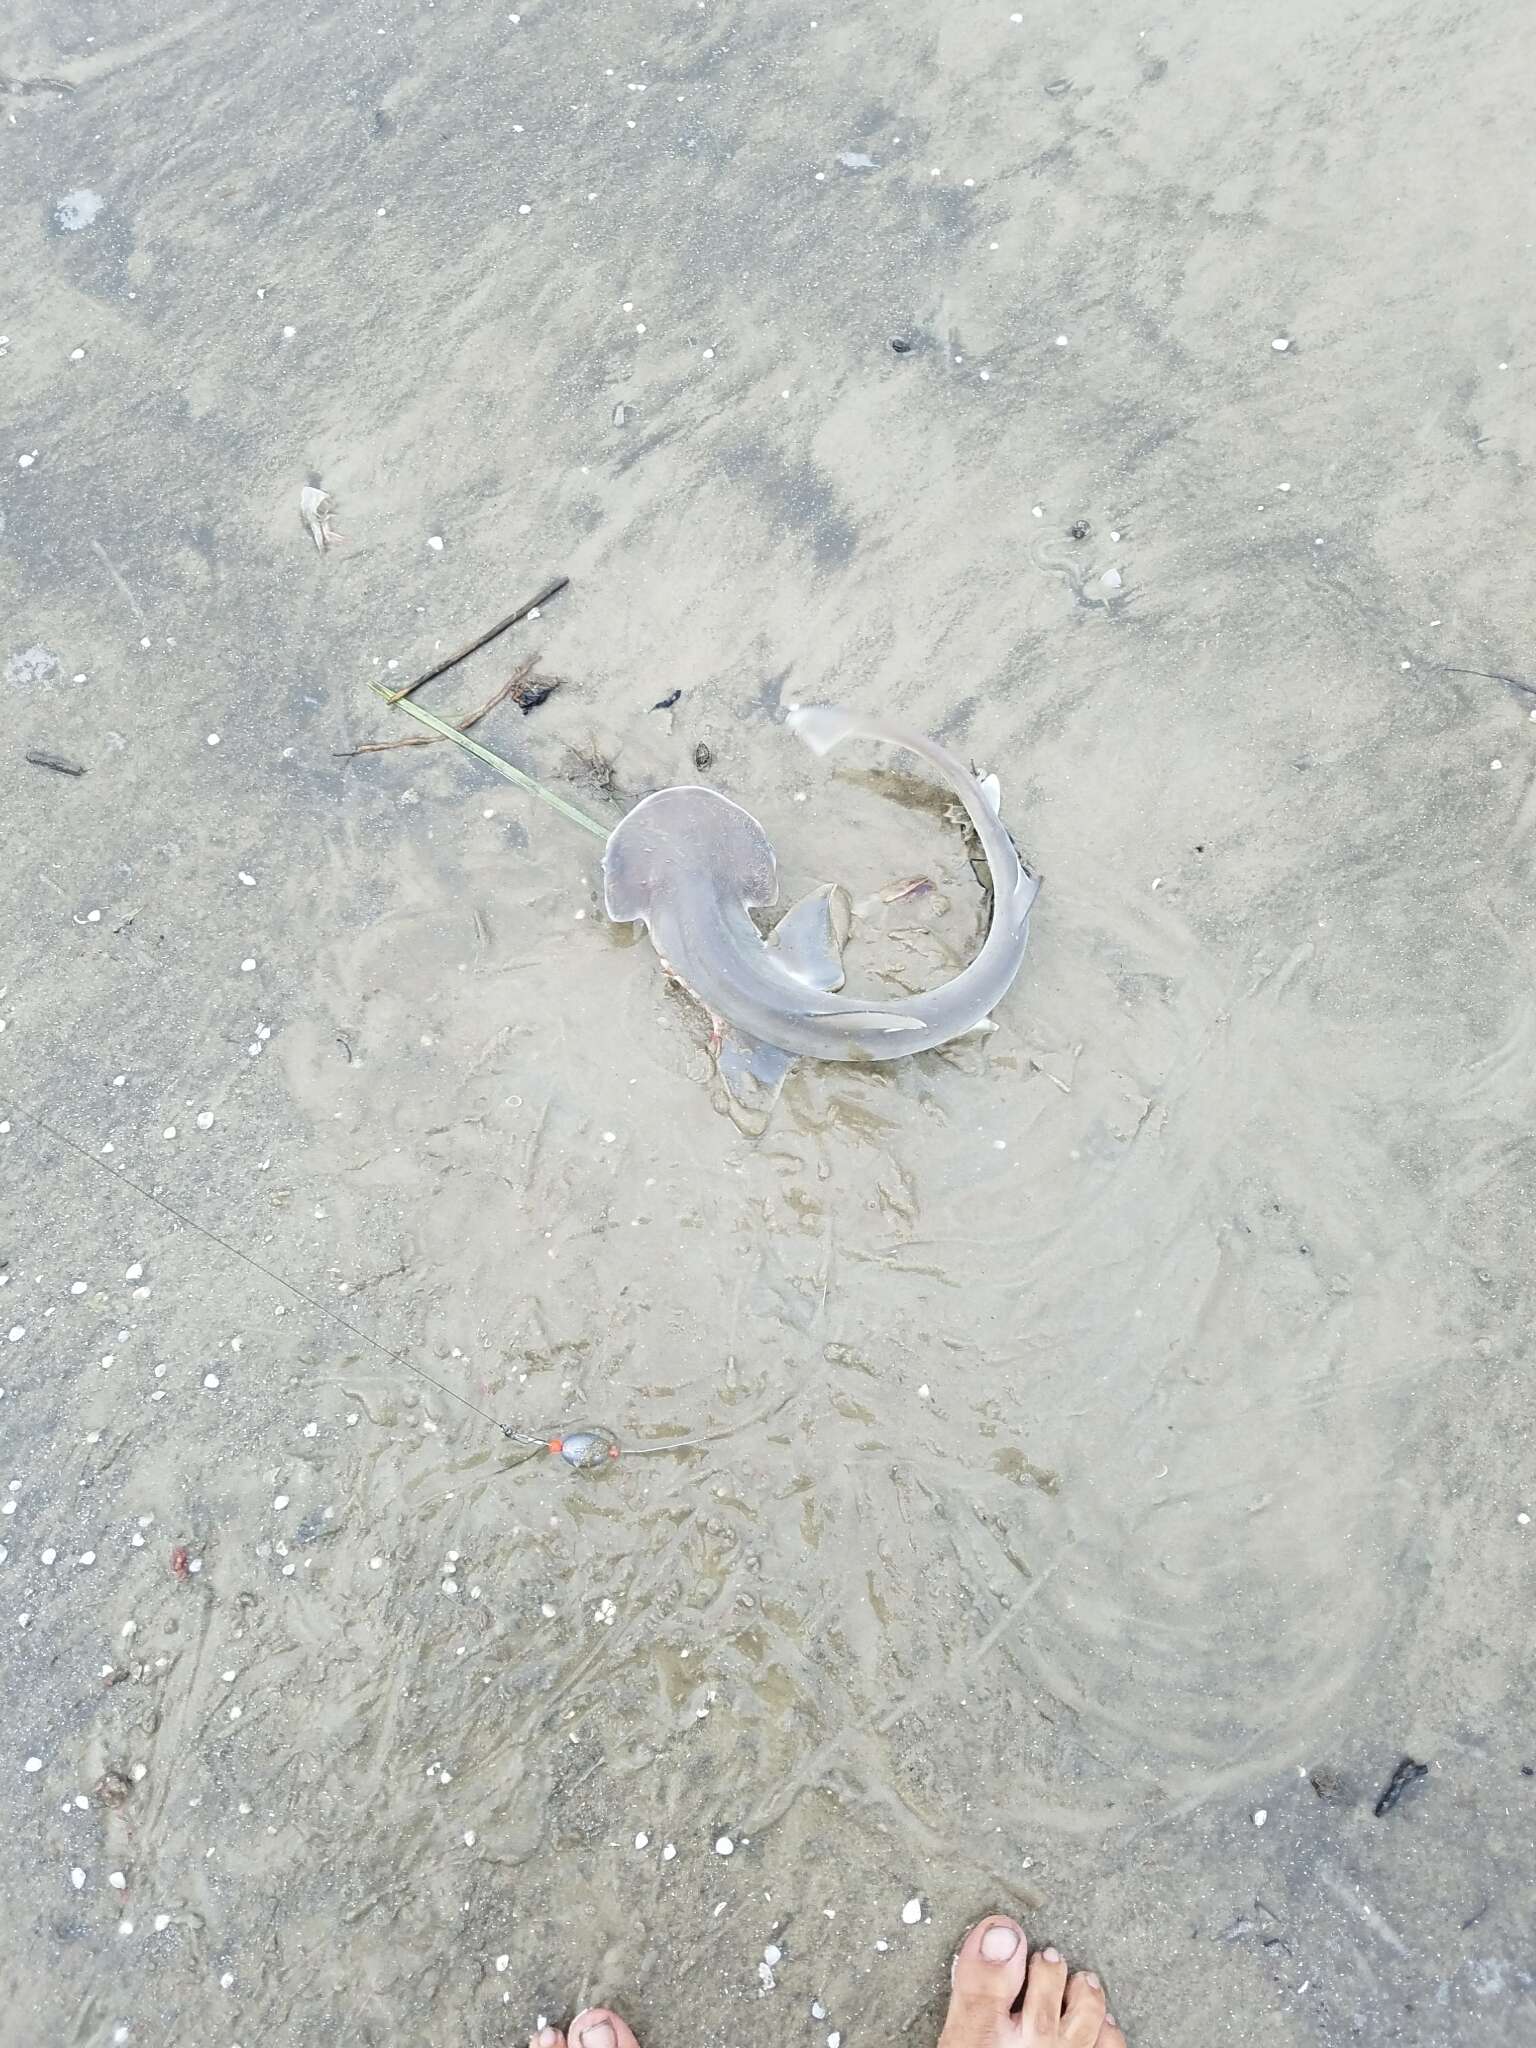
<box><xmin>786</xmin><ymin>705</ymin><xmax>862</xmax><ymax>756</ymax></box>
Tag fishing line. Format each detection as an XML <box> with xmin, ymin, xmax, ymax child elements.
<box><xmin>7</xmin><ymin>1104</ymin><xmax>696</xmax><ymax>1472</ymax></box>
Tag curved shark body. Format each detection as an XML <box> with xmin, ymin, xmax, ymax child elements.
<box><xmin>603</xmin><ymin>705</ymin><xmax>1039</xmax><ymax>1118</ymax></box>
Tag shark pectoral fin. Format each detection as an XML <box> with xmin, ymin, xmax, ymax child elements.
<box><xmin>768</xmin><ymin>883</ymin><xmax>851</xmax><ymax>991</ymax></box>
<box><xmin>715</xmin><ymin>1027</ymin><xmax>798</xmax><ymax>1133</ymax></box>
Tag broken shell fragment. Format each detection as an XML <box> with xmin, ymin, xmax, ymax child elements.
<box><xmin>299</xmin><ymin>485</ymin><xmax>342</xmax><ymax>552</ymax></box>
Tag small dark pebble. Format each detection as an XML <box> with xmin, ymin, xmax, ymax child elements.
<box><xmin>1374</xmin><ymin>1755</ymin><xmax>1429</xmax><ymax>1817</ymax></box>
<box><xmin>95</xmin><ymin>1770</ymin><xmax>133</xmax><ymax>1808</ymax></box>
<box><xmin>651</xmin><ymin>689</ymin><xmax>682</xmax><ymax>711</ymax></box>
<box><xmin>26</xmin><ymin>750</ymin><xmax>86</xmax><ymax>776</ymax></box>
<box><xmin>890</xmin><ymin>337</ymin><xmax>914</xmax><ymax>354</ymax></box>
<box><xmin>1521</xmin><ymin>1764</ymin><xmax>1533</xmax><ymax>1777</ymax></box>
<box><xmin>694</xmin><ymin>742</ymin><xmax>713</xmax><ymax>772</ymax></box>
<box><xmin>512</xmin><ymin>679</ymin><xmax>558</xmax><ymax>714</ymax></box>
<box><xmin>1068</xmin><ymin>521</ymin><xmax>1091</xmax><ymax>541</ymax></box>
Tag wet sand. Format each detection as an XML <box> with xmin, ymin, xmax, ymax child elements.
<box><xmin>3</xmin><ymin>0</ymin><xmax>1535</xmax><ymax>2042</ymax></box>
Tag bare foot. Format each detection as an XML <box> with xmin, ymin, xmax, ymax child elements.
<box><xmin>532</xmin><ymin>1918</ymin><xmax>1123</xmax><ymax>2048</ymax></box>
<box><xmin>941</xmin><ymin>1918</ymin><xmax>1124</xmax><ymax>2048</ymax></box>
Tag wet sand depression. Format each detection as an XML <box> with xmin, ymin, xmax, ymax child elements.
<box><xmin>2</xmin><ymin>0</ymin><xmax>1535</xmax><ymax>2043</ymax></box>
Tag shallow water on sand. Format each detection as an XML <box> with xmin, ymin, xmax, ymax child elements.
<box><xmin>3</xmin><ymin>0</ymin><xmax>1534</xmax><ymax>2042</ymax></box>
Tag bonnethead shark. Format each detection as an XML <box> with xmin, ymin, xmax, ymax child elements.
<box><xmin>602</xmin><ymin>705</ymin><xmax>1040</xmax><ymax>1123</ymax></box>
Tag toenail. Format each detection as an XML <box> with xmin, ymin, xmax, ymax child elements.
<box><xmin>980</xmin><ymin>1925</ymin><xmax>1021</xmax><ymax>1963</ymax></box>
<box><xmin>537</xmin><ymin>2032</ymin><xmax>559</xmax><ymax>2048</ymax></box>
<box><xmin>578</xmin><ymin>2024</ymin><xmax>616</xmax><ymax>2048</ymax></box>
<box><xmin>1084</xmin><ymin>1973</ymin><xmax>1101</xmax><ymax>1991</ymax></box>
<box><xmin>1042</xmin><ymin>1947</ymin><xmax>1062</xmax><ymax>1963</ymax></box>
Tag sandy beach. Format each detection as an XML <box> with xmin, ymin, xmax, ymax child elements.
<box><xmin>3</xmin><ymin>0</ymin><xmax>1534</xmax><ymax>2041</ymax></box>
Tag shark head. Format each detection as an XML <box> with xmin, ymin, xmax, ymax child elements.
<box><xmin>602</xmin><ymin>786</ymin><xmax>780</xmax><ymax>924</ymax></box>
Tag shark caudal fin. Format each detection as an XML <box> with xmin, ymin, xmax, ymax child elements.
<box><xmin>785</xmin><ymin>704</ymin><xmax>863</xmax><ymax>756</ymax></box>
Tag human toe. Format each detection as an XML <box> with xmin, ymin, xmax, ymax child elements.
<box><xmin>940</xmin><ymin>1917</ymin><xmax>1030</xmax><ymax>2048</ymax></box>
<box><xmin>1019</xmin><ymin>1945</ymin><xmax>1070</xmax><ymax>2035</ymax></box>
<box><xmin>570</xmin><ymin>2010</ymin><xmax>642</xmax><ymax>2048</ymax></box>
<box><xmin>1059</xmin><ymin>1969</ymin><xmax>1107</xmax><ymax>2045</ymax></box>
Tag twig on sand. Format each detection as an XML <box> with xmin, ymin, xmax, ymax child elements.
<box><xmin>1437</xmin><ymin>663</ymin><xmax>1536</xmax><ymax>697</ymax></box>
<box><xmin>26</xmin><ymin>750</ymin><xmax>87</xmax><ymax>776</ymax></box>
<box><xmin>337</xmin><ymin>657</ymin><xmax>557</xmax><ymax>756</ymax></box>
<box><xmin>1</xmin><ymin>73</ymin><xmax>76</xmax><ymax>95</ymax></box>
<box><xmin>90</xmin><ymin>538</ymin><xmax>146</xmax><ymax>622</ymax></box>
<box><xmin>568</xmin><ymin>740</ymin><xmax>623</xmax><ymax>802</ymax></box>
<box><xmin>372</xmin><ymin>683</ymin><xmax>607</xmax><ymax>839</ymax></box>
<box><xmin>384</xmin><ymin>576</ymin><xmax>570</xmax><ymax>704</ymax></box>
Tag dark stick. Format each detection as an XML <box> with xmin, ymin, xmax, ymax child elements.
<box><xmin>1373</xmin><ymin>1756</ymin><xmax>1429</xmax><ymax>1817</ymax></box>
<box><xmin>384</xmin><ymin>576</ymin><xmax>569</xmax><ymax>704</ymax></box>
<box><xmin>1437</xmin><ymin>664</ymin><xmax>1536</xmax><ymax>697</ymax></box>
<box><xmin>26</xmin><ymin>750</ymin><xmax>87</xmax><ymax>776</ymax></box>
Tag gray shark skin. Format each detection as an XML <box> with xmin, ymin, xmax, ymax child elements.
<box><xmin>602</xmin><ymin>705</ymin><xmax>1040</xmax><ymax>1119</ymax></box>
